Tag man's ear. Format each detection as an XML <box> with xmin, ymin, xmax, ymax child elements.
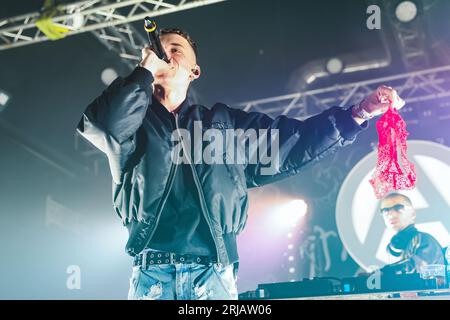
<box><xmin>411</xmin><ymin>208</ymin><xmax>417</xmax><ymax>223</ymax></box>
<box><xmin>191</xmin><ymin>65</ymin><xmax>201</xmax><ymax>81</ymax></box>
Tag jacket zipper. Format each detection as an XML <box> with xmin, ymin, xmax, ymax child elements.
<box><xmin>141</xmin><ymin>130</ymin><xmax>179</xmax><ymax>251</ymax></box>
<box><xmin>174</xmin><ymin>113</ymin><xmax>221</xmax><ymax>265</ymax></box>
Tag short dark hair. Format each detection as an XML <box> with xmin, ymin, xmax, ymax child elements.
<box><xmin>382</xmin><ymin>193</ymin><xmax>413</xmax><ymax>207</ymax></box>
<box><xmin>160</xmin><ymin>28</ymin><xmax>198</xmax><ymax>58</ymax></box>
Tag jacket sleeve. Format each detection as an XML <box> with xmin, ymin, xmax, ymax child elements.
<box><xmin>382</xmin><ymin>234</ymin><xmax>445</xmax><ymax>274</ymax></box>
<box><xmin>76</xmin><ymin>67</ymin><xmax>153</xmax><ymax>184</ymax></box>
<box><xmin>380</xmin><ymin>258</ymin><xmax>415</xmax><ymax>274</ymax></box>
<box><xmin>229</xmin><ymin>106</ymin><xmax>368</xmax><ymax>188</ymax></box>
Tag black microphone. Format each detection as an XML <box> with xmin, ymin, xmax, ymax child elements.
<box><xmin>143</xmin><ymin>17</ymin><xmax>169</xmax><ymax>63</ymax></box>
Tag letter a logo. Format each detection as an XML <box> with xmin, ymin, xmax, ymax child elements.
<box><xmin>367</xmin><ymin>5</ymin><xmax>381</xmax><ymax>30</ymax></box>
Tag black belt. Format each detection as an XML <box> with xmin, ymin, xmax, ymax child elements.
<box><xmin>134</xmin><ymin>250</ymin><xmax>217</xmax><ymax>268</ymax></box>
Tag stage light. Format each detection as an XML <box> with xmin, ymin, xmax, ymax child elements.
<box><xmin>287</xmin><ymin>244</ymin><xmax>294</xmax><ymax>250</ymax></box>
<box><xmin>288</xmin><ymin>255</ymin><xmax>295</xmax><ymax>262</ymax></box>
<box><xmin>289</xmin><ymin>267</ymin><xmax>296</xmax><ymax>273</ymax></box>
<box><xmin>276</xmin><ymin>199</ymin><xmax>308</xmax><ymax>228</ymax></box>
<box><xmin>287</xmin><ymin>232</ymin><xmax>293</xmax><ymax>238</ymax></box>
<box><xmin>306</xmin><ymin>75</ymin><xmax>317</xmax><ymax>85</ymax></box>
<box><xmin>395</xmin><ymin>1</ymin><xmax>418</xmax><ymax>23</ymax></box>
<box><xmin>326</xmin><ymin>58</ymin><xmax>344</xmax><ymax>74</ymax></box>
<box><xmin>101</xmin><ymin>68</ymin><xmax>118</xmax><ymax>86</ymax></box>
<box><xmin>65</xmin><ymin>4</ymin><xmax>85</xmax><ymax>30</ymax></box>
<box><xmin>0</xmin><ymin>90</ymin><xmax>10</xmax><ymax>112</ymax></box>
<box><xmin>69</xmin><ymin>13</ymin><xmax>84</xmax><ymax>30</ymax></box>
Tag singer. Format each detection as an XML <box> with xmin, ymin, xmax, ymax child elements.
<box><xmin>76</xmin><ymin>27</ymin><xmax>405</xmax><ymax>300</ymax></box>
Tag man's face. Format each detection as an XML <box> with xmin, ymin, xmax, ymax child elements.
<box><xmin>152</xmin><ymin>33</ymin><xmax>200</xmax><ymax>89</ymax></box>
<box><xmin>380</xmin><ymin>196</ymin><xmax>416</xmax><ymax>232</ymax></box>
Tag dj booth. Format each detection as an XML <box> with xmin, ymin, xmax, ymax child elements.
<box><xmin>239</xmin><ymin>273</ymin><xmax>450</xmax><ymax>300</ymax></box>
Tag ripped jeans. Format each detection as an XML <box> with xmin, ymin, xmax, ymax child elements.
<box><xmin>127</xmin><ymin>262</ymin><xmax>238</xmax><ymax>300</ymax></box>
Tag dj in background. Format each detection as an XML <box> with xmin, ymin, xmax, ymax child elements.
<box><xmin>379</xmin><ymin>193</ymin><xmax>445</xmax><ymax>275</ymax></box>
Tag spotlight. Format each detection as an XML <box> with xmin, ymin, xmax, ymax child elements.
<box><xmin>101</xmin><ymin>68</ymin><xmax>118</xmax><ymax>86</ymax></box>
<box><xmin>395</xmin><ymin>1</ymin><xmax>418</xmax><ymax>23</ymax></box>
<box><xmin>326</xmin><ymin>58</ymin><xmax>344</xmax><ymax>74</ymax></box>
<box><xmin>0</xmin><ymin>90</ymin><xmax>10</xmax><ymax>112</ymax></box>
<box><xmin>289</xmin><ymin>267</ymin><xmax>296</xmax><ymax>273</ymax></box>
<box><xmin>277</xmin><ymin>199</ymin><xmax>308</xmax><ymax>227</ymax></box>
<box><xmin>66</xmin><ymin>4</ymin><xmax>85</xmax><ymax>30</ymax></box>
<box><xmin>68</xmin><ymin>13</ymin><xmax>85</xmax><ymax>30</ymax></box>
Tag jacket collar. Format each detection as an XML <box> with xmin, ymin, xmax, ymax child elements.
<box><xmin>388</xmin><ymin>224</ymin><xmax>418</xmax><ymax>256</ymax></box>
<box><xmin>151</xmin><ymin>95</ymin><xmax>190</xmax><ymax>120</ymax></box>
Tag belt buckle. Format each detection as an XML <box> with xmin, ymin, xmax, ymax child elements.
<box><xmin>169</xmin><ymin>252</ymin><xmax>175</xmax><ymax>264</ymax></box>
<box><xmin>141</xmin><ymin>252</ymin><xmax>147</xmax><ymax>270</ymax></box>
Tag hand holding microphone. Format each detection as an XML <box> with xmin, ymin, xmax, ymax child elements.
<box><xmin>139</xmin><ymin>18</ymin><xmax>170</xmax><ymax>74</ymax></box>
<box><xmin>140</xmin><ymin>17</ymin><xmax>200</xmax><ymax>80</ymax></box>
<box><xmin>143</xmin><ymin>18</ymin><xmax>169</xmax><ymax>63</ymax></box>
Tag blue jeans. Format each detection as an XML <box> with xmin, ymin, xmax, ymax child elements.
<box><xmin>127</xmin><ymin>261</ymin><xmax>238</xmax><ymax>300</ymax></box>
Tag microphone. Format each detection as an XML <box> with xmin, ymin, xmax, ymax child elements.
<box><xmin>143</xmin><ymin>17</ymin><xmax>169</xmax><ymax>63</ymax></box>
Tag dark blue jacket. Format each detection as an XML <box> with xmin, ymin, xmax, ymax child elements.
<box><xmin>77</xmin><ymin>66</ymin><xmax>366</xmax><ymax>266</ymax></box>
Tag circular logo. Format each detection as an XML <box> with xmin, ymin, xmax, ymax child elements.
<box><xmin>336</xmin><ymin>140</ymin><xmax>450</xmax><ymax>271</ymax></box>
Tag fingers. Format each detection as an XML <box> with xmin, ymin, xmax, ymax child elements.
<box><xmin>141</xmin><ymin>46</ymin><xmax>155</xmax><ymax>56</ymax></box>
<box><xmin>377</xmin><ymin>85</ymin><xmax>405</xmax><ymax>110</ymax></box>
<box><xmin>380</xmin><ymin>102</ymin><xmax>390</xmax><ymax>113</ymax></box>
<box><xmin>377</xmin><ymin>85</ymin><xmax>394</xmax><ymax>104</ymax></box>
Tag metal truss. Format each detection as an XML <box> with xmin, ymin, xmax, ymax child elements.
<box><xmin>0</xmin><ymin>0</ymin><xmax>226</xmax><ymax>51</ymax></box>
<box><xmin>236</xmin><ymin>65</ymin><xmax>450</xmax><ymax>120</ymax></box>
<box><xmin>92</xmin><ymin>22</ymin><xmax>146</xmax><ymax>70</ymax></box>
<box><xmin>75</xmin><ymin>64</ymin><xmax>450</xmax><ymax>177</ymax></box>
<box><xmin>381</xmin><ymin>0</ymin><xmax>432</xmax><ymax>71</ymax></box>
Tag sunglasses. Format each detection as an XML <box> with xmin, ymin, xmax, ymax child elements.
<box><xmin>380</xmin><ymin>204</ymin><xmax>406</xmax><ymax>215</ymax></box>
